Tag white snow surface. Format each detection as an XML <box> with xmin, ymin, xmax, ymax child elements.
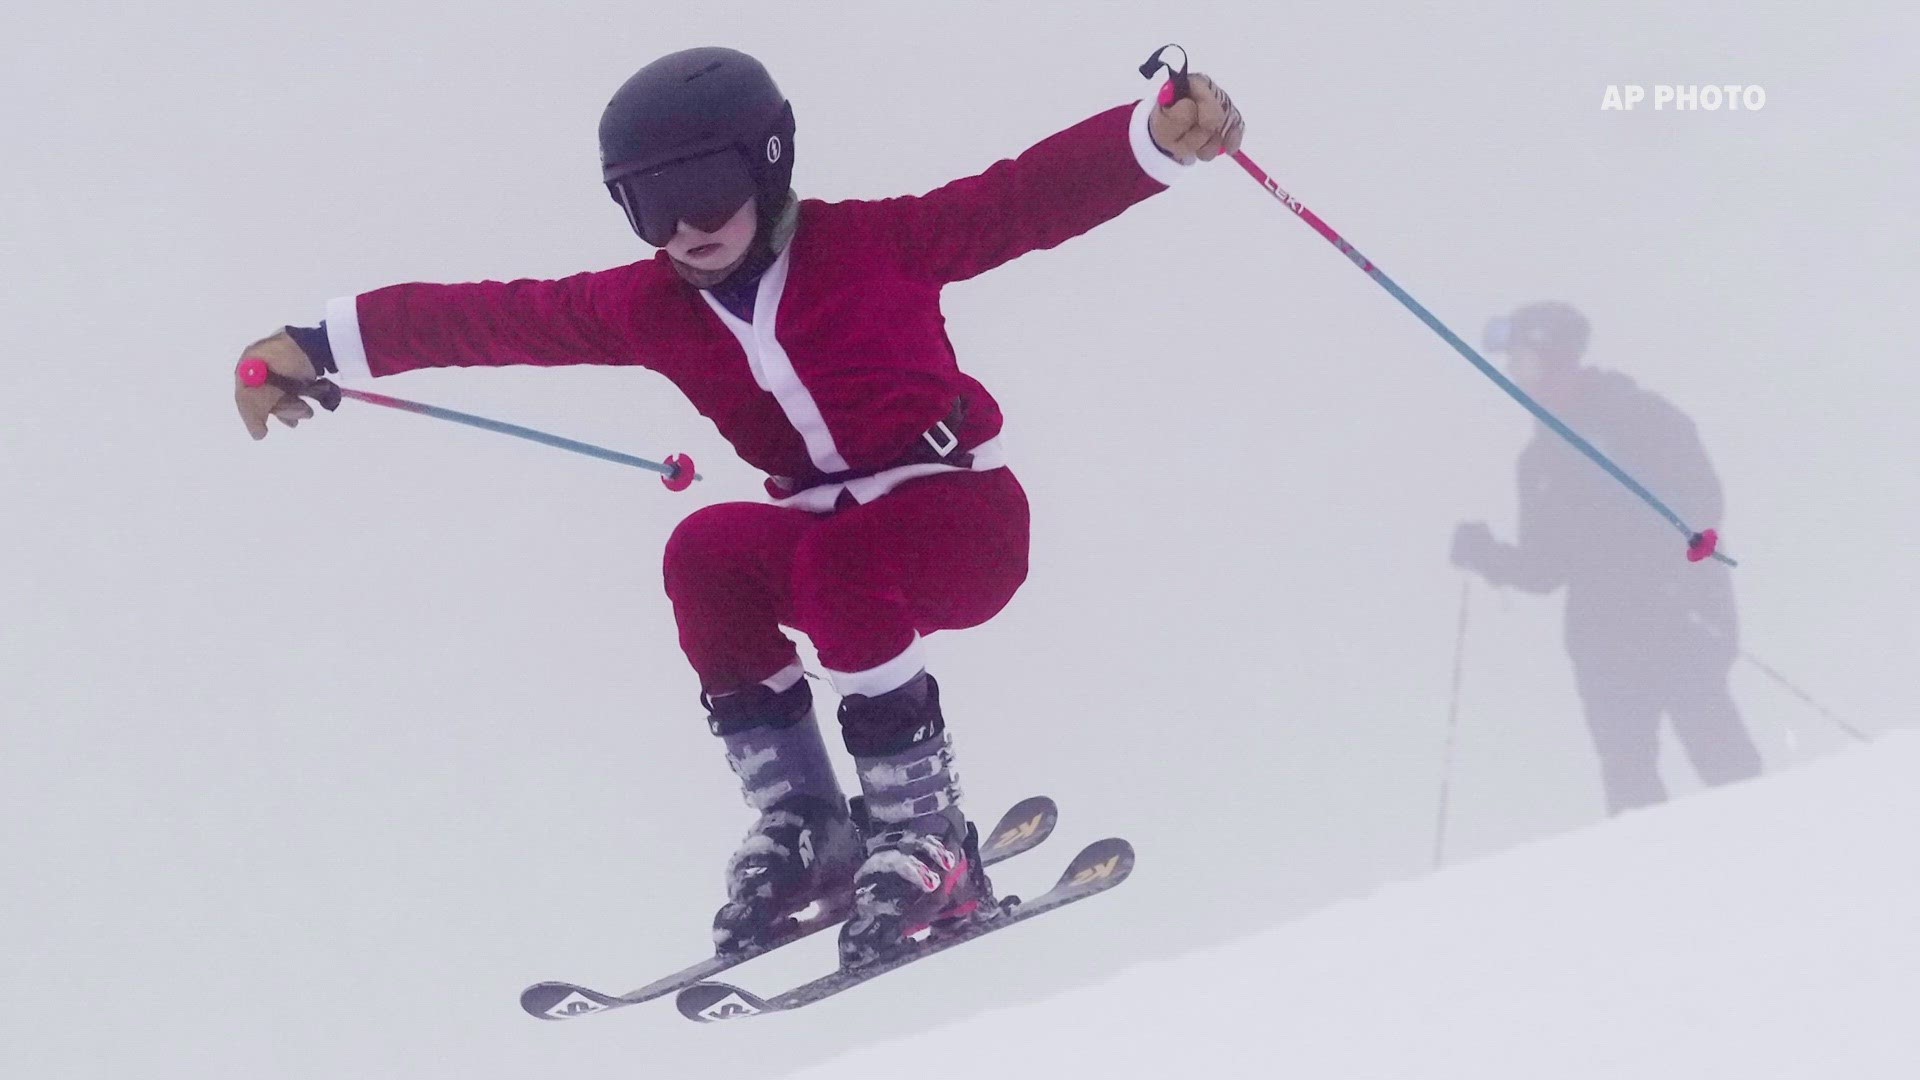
<box><xmin>796</xmin><ymin>737</ymin><xmax>1920</xmax><ymax>1080</ymax></box>
<box><xmin>3</xmin><ymin>2</ymin><xmax>1915</xmax><ymax>1078</ymax></box>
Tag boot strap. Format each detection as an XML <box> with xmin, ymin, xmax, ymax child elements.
<box><xmin>866</xmin><ymin>787</ymin><xmax>956</xmax><ymax>826</ymax></box>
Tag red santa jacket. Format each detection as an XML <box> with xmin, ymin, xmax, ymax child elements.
<box><xmin>323</xmin><ymin>97</ymin><xmax>1191</xmax><ymax>509</ymax></box>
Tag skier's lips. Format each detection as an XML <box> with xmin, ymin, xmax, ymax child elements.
<box><xmin>685</xmin><ymin>242</ymin><xmax>724</xmax><ymax>259</ymax></box>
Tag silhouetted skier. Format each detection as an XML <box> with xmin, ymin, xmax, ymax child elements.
<box><xmin>1452</xmin><ymin>302</ymin><xmax>1761</xmax><ymax>814</ymax></box>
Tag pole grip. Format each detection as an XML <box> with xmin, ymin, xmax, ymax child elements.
<box><xmin>236</xmin><ymin>357</ymin><xmax>342</xmax><ymax>410</ymax></box>
<box><xmin>1138</xmin><ymin>44</ymin><xmax>1192</xmax><ymax>105</ymax></box>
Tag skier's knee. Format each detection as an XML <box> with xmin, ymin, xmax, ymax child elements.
<box><xmin>664</xmin><ymin>504</ymin><xmax>752</xmax><ymax>589</ymax></box>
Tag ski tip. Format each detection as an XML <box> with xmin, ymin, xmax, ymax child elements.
<box><xmin>521</xmin><ymin>981</ymin><xmax>624</xmax><ymax>1021</ymax></box>
<box><xmin>677</xmin><ymin>980</ymin><xmax>774</xmax><ymax>1023</ymax></box>
<box><xmin>1053</xmin><ymin>837</ymin><xmax>1136</xmax><ymax>893</ymax></box>
<box><xmin>981</xmin><ymin>795</ymin><xmax>1058</xmax><ymax>862</ymax></box>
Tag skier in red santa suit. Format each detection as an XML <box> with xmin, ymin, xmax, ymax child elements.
<box><xmin>234</xmin><ymin>47</ymin><xmax>1244</xmax><ymax>967</ymax></box>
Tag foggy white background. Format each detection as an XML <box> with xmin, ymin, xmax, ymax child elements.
<box><xmin>3</xmin><ymin>1</ymin><xmax>1913</xmax><ymax>1076</ymax></box>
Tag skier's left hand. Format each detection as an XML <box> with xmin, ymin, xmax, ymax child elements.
<box><xmin>235</xmin><ymin>329</ymin><xmax>319</xmax><ymax>440</ymax></box>
<box><xmin>1149</xmin><ymin>73</ymin><xmax>1245</xmax><ymax>163</ymax></box>
<box><xmin>1450</xmin><ymin>521</ymin><xmax>1499</xmax><ymax>573</ymax></box>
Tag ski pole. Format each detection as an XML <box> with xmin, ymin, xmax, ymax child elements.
<box><xmin>236</xmin><ymin>359</ymin><xmax>700</xmax><ymax>491</ymax></box>
<box><xmin>1432</xmin><ymin>577</ymin><xmax>1472</xmax><ymax>869</ymax></box>
<box><xmin>1685</xmin><ymin>612</ymin><xmax>1870</xmax><ymax>743</ymax></box>
<box><xmin>1137</xmin><ymin>46</ymin><xmax>1733</xmax><ymax>569</ymax></box>
<box><xmin>1737</xmin><ymin>648</ymin><xmax>1869</xmax><ymax>743</ymax></box>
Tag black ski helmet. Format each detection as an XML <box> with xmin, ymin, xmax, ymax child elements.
<box><xmin>598</xmin><ymin>47</ymin><xmax>796</xmax><ymax>246</ymax></box>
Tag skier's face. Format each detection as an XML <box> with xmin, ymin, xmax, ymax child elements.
<box><xmin>664</xmin><ymin>199</ymin><xmax>757</xmax><ymax>272</ymax></box>
<box><xmin>1507</xmin><ymin>344</ymin><xmax>1549</xmax><ymax>392</ymax></box>
<box><xmin>1512</xmin><ymin>342</ymin><xmax>1543</xmax><ymax>388</ymax></box>
<box><xmin>1507</xmin><ymin>344</ymin><xmax>1573</xmax><ymax>408</ymax></box>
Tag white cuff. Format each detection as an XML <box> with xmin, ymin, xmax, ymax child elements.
<box><xmin>759</xmin><ymin>661</ymin><xmax>807</xmax><ymax>694</ymax></box>
<box><xmin>1129</xmin><ymin>92</ymin><xmax>1194</xmax><ymax>188</ymax></box>
<box><xmin>826</xmin><ymin>634</ymin><xmax>927</xmax><ymax>698</ymax></box>
<box><xmin>324</xmin><ymin>295</ymin><xmax>372</xmax><ymax>379</ymax></box>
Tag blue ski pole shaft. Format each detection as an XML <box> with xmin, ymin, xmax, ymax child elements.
<box><xmin>1224</xmin><ymin>148</ymin><xmax>1735</xmax><ymax>569</ymax></box>
<box><xmin>334</xmin><ymin>386</ymin><xmax>700</xmax><ymax>482</ymax></box>
<box><xmin>237</xmin><ymin>359</ymin><xmax>700</xmax><ymax>490</ymax></box>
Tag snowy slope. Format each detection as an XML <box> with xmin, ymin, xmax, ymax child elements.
<box><xmin>795</xmin><ymin>738</ymin><xmax>1920</xmax><ymax>1080</ymax></box>
<box><xmin>3</xmin><ymin>2</ymin><xmax>1915</xmax><ymax>1078</ymax></box>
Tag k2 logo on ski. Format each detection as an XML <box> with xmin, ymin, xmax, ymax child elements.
<box><xmin>992</xmin><ymin>814</ymin><xmax>1045</xmax><ymax>849</ymax></box>
<box><xmin>1072</xmin><ymin>856</ymin><xmax>1122</xmax><ymax>886</ymax></box>
<box><xmin>699</xmin><ymin>993</ymin><xmax>764</xmax><ymax>1021</ymax></box>
<box><xmin>544</xmin><ymin>992</ymin><xmax>608</xmax><ymax>1019</ymax></box>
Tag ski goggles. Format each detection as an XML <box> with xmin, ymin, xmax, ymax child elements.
<box><xmin>606</xmin><ymin>147</ymin><xmax>759</xmax><ymax>248</ymax></box>
<box><xmin>1483</xmin><ymin>314</ymin><xmax>1568</xmax><ymax>356</ymax></box>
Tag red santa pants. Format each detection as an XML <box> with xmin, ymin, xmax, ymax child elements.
<box><xmin>662</xmin><ymin>468</ymin><xmax>1030</xmax><ymax>697</ymax></box>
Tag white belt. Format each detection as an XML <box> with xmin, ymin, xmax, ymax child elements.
<box><xmin>772</xmin><ymin>435</ymin><xmax>1008</xmax><ymax>514</ymax></box>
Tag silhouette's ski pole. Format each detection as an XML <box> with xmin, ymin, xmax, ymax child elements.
<box><xmin>1685</xmin><ymin>613</ymin><xmax>1870</xmax><ymax>744</ymax></box>
<box><xmin>1433</xmin><ymin>578</ymin><xmax>1473</xmax><ymax>869</ymax></box>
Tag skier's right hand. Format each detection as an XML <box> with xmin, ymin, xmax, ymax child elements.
<box><xmin>1450</xmin><ymin>521</ymin><xmax>1499</xmax><ymax>574</ymax></box>
<box><xmin>235</xmin><ymin>330</ymin><xmax>319</xmax><ymax>440</ymax></box>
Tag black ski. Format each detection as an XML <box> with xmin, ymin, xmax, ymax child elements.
<box><xmin>520</xmin><ymin>795</ymin><xmax>1058</xmax><ymax>1021</ymax></box>
<box><xmin>675</xmin><ymin>835</ymin><xmax>1135</xmax><ymax>1023</ymax></box>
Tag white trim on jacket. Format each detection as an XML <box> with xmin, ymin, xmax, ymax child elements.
<box><xmin>701</xmin><ymin>248</ymin><xmax>852</xmax><ymax>476</ymax></box>
<box><xmin>324</xmin><ymin>295</ymin><xmax>372</xmax><ymax>379</ymax></box>
<box><xmin>1128</xmin><ymin>91</ymin><xmax>1197</xmax><ymax>187</ymax></box>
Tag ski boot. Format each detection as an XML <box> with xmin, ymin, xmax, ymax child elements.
<box><xmin>706</xmin><ymin>675</ymin><xmax>863</xmax><ymax>954</ymax></box>
<box><xmin>835</xmin><ymin>671</ymin><xmax>997</xmax><ymax>968</ymax></box>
